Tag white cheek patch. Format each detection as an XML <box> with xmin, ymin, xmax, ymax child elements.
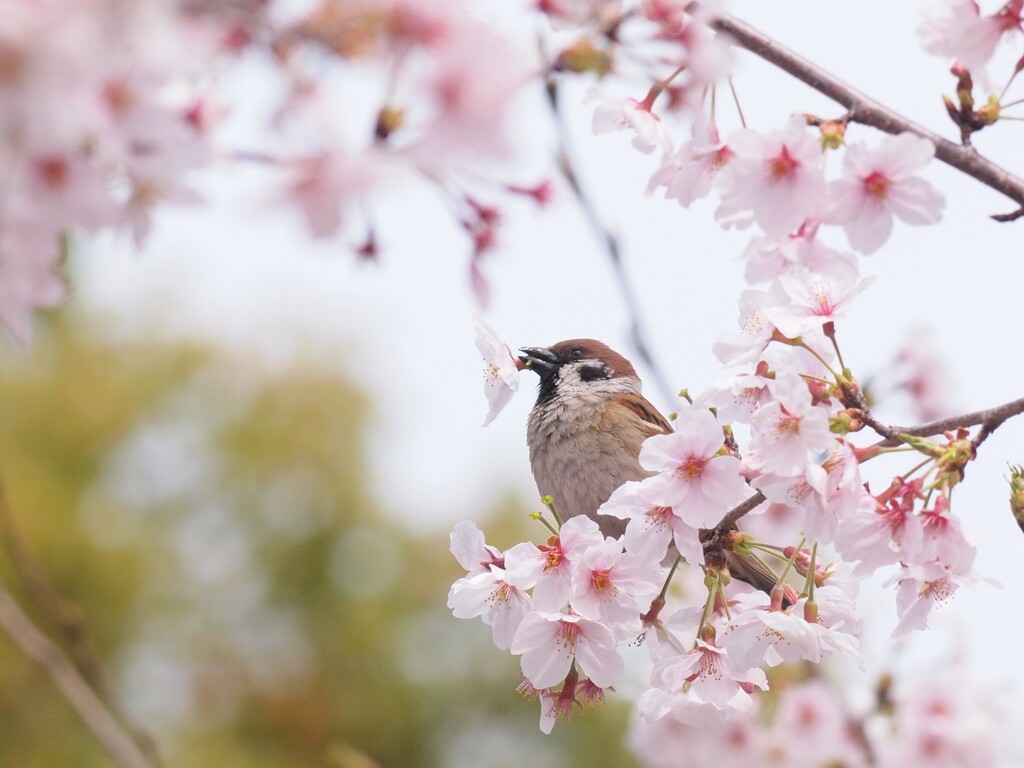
<box><xmin>554</xmin><ymin>363</ymin><xmax>640</xmax><ymax>402</ymax></box>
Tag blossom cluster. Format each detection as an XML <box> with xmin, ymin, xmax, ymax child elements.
<box><xmin>1</xmin><ymin>0</ymin><xmax>540</xmax><ymax>345</ymax></box>
<box><xmin>452</xmin><ymin>0</ymin><xmax>1002</xmax><ymax>747</ymax></box>
<box><xmin>629</xmin><ymin>675</ymin><xmax>1002</xmax><ymax>768</ymax></box>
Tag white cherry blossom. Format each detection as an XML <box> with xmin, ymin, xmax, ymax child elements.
<box><xmin>638</xmin><ymin>407</ymin><xmax>750</xmax><ymax>527</ymax></box>
<box><xmin>511</xmin><ymin>612</ymin><xmax>624</xmax><ymax>689</ymax></box>
<box><xmin>474</xmin><ymin>317</ymin><xmax>521</xmax><ymax>426</ymax></box>
<box><xmin>715</xmin><ymin>117</ymin><xmax>826</xmax><ymax>237</ymax></box>
<box><xmin>828</xmin><ymin>133</ymin><xmax>945</xmax><ymax>254</ymax></box>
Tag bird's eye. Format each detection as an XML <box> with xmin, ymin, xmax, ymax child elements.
<box><xmin>570</xmin><ymin>347</ymin><xmax>584</xmax><ymax>359</ymax></box>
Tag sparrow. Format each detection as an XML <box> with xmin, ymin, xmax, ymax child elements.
<box><xmin>518</xmin><ymin>338</ymin><xmax>780</xmax><ymax>596</ymax></box>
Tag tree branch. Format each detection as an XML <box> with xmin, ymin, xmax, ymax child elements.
<box><xmin>0</xmin><ymin>483</ymin><xmax>162</xmax><ymax>766</ymax></box>
<box><xmin>876</xmin><ymin>395</ymin><xmax>1024</xmax><ymax>448</ymax></box>
<box><xmin>0</xmin><ymin>583</ymin><xmax>157</xmax><ymax>768</ymax></box>
<box><xmin>714</xmin><ymin>395</ymin><xmax>1024</xmax><ymax>533</ymax></box>
<box><xmin>712</xmin><ymin>490</ymin><xmax>767</xmax><ymax>539</ymax></box>
<box><xmin>709</xmin><ymin>12</ymin><xmax>1024</xmax><ymax>220</ymax></box>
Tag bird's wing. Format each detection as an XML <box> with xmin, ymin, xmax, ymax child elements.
<box><xmin>609</xmin><ymin>393</ymin><xmax>673</xmax><ymax>436</ymax></box>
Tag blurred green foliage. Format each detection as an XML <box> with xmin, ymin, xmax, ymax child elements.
<box><xmin>0</xmin><ymin>312</ymin><xmax>640</xmax><ymax>768</ymax></box>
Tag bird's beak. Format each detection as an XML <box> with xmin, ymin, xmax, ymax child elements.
<box><xmin>518</xmin><ymin>346</ymin><xmax>559</xmax><ymax>377</ymax></box>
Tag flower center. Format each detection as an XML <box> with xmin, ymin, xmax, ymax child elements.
<box><xmin>34</xmin><ymin>156</ymin><xmax>69</xmax><ymax>189</ymax></box>
<box><xmin>590</xmin><ymin>569</ymin><xmax>614</xmax><ymax>594</ymax></box>
<box><xmin>540</xmin><ymin>545</ymin><xmax>564</xmax><ymax>574</ymax></box>
<box><xmin>556</xmin><ymin>620</ymin><xmax>580</xmax><ymax>651</ymax></box>
<box><xmin>769</xmin><ymin>145</ymin><xmax>798</xmax><ymax>181</ymax></box>
<box><xmin>676</xmin><ymin>456</ymin><xmax>706</xmax><ymax>480</ymax></box>
<box><xmin>863</xmin><ymin>170</ymin><xmax>891</xmax><ymax>199</ymax></box>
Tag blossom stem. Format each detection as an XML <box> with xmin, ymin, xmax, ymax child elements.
<box><xmin>999</xmin><ymin>69</ymin><xmax>1021</xmax><ymax>102</ymax></box>
<box><xmin>640</xmin><ymin>63</ymin><xmax>688</xmax><ymax>110</ymax></box>
<box><xmin>793</xmin><ymin>339</ymin><xmax>840</xmax><ymax>380</ymax></box>
<box><xmin>749</xmin><ymin>543</ymin><xmax>790</xmax><ymax>560</ymax></box>
<box><xmin>531</xmin><ymin>511</ymin><xmax>560</xmax><ymax>537</ymax></box>
<box><xmin>775</xmin><ymin>537</ymin><xmax>805</xmax><ymax>588</ymax></box>
<box><xmin>697</xmin><ymin>571</ymin><xmax>721</xmax><ymax>636</ymax></box>
<box><xmin>727</xmin><ymin>76</ymin><xmax>747</xmax><ymax>128</ymax></box>
<box><xmin>899</xmin><ymin>457</ymin><xmax>934</xmax><ymax>482</ymax></box>
<box><xmin>804</xmin><ymin>542</ymin><xmax>818</xmax><ymax>601</ymax></box>
<box><xmin>822</xmin><ymin>321</ymin><xmax>847</xmax><ymax>371</ymax></box>
<box><xmin>799</xmin><ymin>373</ymin><xmax>832</xmax><ymax>386</ymax></box>
<box><xmin>658</xmin><ymin>556</ymin><xmax>684</xmax><ymax>603</ymax></box>
<box><xmin>541</xmin><ymin>495</ymin><xmax>564</xmax><ymax>527</ymax></box>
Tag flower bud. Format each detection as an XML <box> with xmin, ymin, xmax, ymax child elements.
<box><xmin>803</xmin><ymin>597</ymin><xmax>819</xmax><ymax>623</ymax></box>
<box><xmin>819</xmin><ymin>119</ymin><xmax>846</xmax><ymax>150</ymax></box>
<box><xmin>554</xmin><ymin>38</ymin><xmax>613</xmax><ymax>76</ymax></box>
<box><xmin>374</xmin><ymin>104</ymin><xmax>405</xmax><ymax>141</ymax></box>
<box><xmin>1009</xmin><ymin>464</ymin><xmax>1024</xmax><ymax>532</ymax></box>
<box><xmin>698</xmin><ymin>623</ymin><xmax>717</xmax><ymax>644</ymax></box>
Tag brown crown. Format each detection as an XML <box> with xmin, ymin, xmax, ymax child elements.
<box><xmin>548</xmin><ymin>339</ymin><xmax>639</xmax><ymax>380</ymax></box>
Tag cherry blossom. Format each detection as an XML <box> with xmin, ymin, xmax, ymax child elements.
<box><xmin>504</xmin><ymin>515</ymin><xmax>604</xmax><ymax>611</ymax></box>
<box><xmin>637</xmin><ymin>407</ymin><xmax>750</xmax><ymax>527</ymax></box>
<box><xmin>286</xmin><ymin>150</ymin><xmax>396</xmax><ymax>240</ymax></box>
<box><xmin>539</xmin><ymin>0</ymin><xmax>623</xmax><ymax>29</ymax></box>
<box><xmin>449</xmin><ymin>520</ymin><xmax>504</xmax><ymax>575</ymax></box>
<box><xmin>0</xmin><ymin>216</ymin><xmax>66</xmax><ymax>345</ymax></box>
<box><xmin>569</xmin><ymin>536</ymin><xmax>665</xmax><ymax>640</ymax></box>
<box><xmin>647</xmin><ymin>122</ymin><xmax>732</xmax><ymax>207</ymax></box>
<box><xmin>895</xmin><ymin>329</ymin><xmax>954</xmax><ymax>421</ymax></box>
<box><xmin>745</xmin><ymin>371</ymin><xmax>833</xmax><ymax>477</ymax></box>
<box><xmin>722</xmin><ymin>591</ymin><xmax>860</xmax><ymax>670</ymax></box>
<box><xmin>510</xmin><ymin>612</ymin><xmax>624</xmax><ymax>689</ymax></box>
<box><xmin>589</xmin><ymin>89</ymin><xmax>672</xmax><ymax>154</ymax></box>
<box><xmin>918</xmin><ymin>0</ymin><xmax>1006</xmax><ymax>72</ymax></box>
<box><xmin>696</xmin><ymin>370</ymin><xmax>774</xmax><ymax>424</ymax></box>
<box><xmin>712</xmin><ymin>283</ymin><xmax>789</xmax><ymax>367</ymax></box>
<box><xmin>448</xmin><ymin>521</ymin><xmax>534</xmax><ymax>648</ymax></box>
<box><xmin>598</xmin><ymin>481</ymin><xmax>705</xmax><ymax>566</ymax></box>
<box><xmin>448</xmin><ymin>564</ymin><xmax>533</xmax><ymax>650</ymax></box>
<box><xmin>648</xmin><ymin>639</ymin><xmax>769</xmax><ymax>715</ymax></box>
<box><xmin>474</xmin><ymin>317</ymin><xmax>522</xmax><ymax>426</ymax></box>
<box><xmin>888</xmin><ymin>561</ymin><xmax>960</xmax><ymax>638</ymax></box>
<box><xmin>835</xmin><ymin>484</ymin><xmax>925</xmax><ymax>576</ymax></box>
<box><xmin>918</xmin><ymin>496</ymin><xmax>977</xmax><ymax>573</ymax></box>
<box><xmin>752</xmin><ymin>463</ymin><xmax>832</xmax><ymax>540</ymax></box>
<box><xmin>827</xmin><ymin>133</ymin><xmax>946</xmax><ymax>254</ymax></box>
<box><xmin>766</xmin><ymin>261</ymin><xmax>876</xmax><ymax>339</ymax></box>
<box><xmin>741</xmin><ymin>229</ymin><xmax>858</xmax><ymax>285</ymax></box>
<box><xmin>715</xmin><ymin>117</ymin><xmax>826</xmax><ymax>237</ymax></box>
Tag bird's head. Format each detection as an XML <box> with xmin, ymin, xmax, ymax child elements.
<box><xmin>518</xmin><ymin>339</ymin><xmax>641</xmax><ymax>403</ymax></box>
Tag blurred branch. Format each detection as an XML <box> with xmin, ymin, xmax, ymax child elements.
<box><xmin>0</xmin><ymin>583</ymin><xmax>157</xmax><ymax>768</ymax></box>
<box><xmin>0</xmin><ymin>483</ymin><xmax>162</xmax><ymax>766</ymax></box>
<box><xmin>544</xmin><ymin>75</ymin><xmax>676</xmax><ymax>404</ymax></box>
<box><xmin>708</xmin><ymin>12</ymin><xmax>1024</xmax><ymax>221</ymax></box>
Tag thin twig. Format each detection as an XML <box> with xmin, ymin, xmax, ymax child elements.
<box><xmin>708</xmin><ymin>12</ymin><xmax>1024</xmax><ymax>221</ymax></box>
<box><xmin>0</xmin><ymin>483</ymin><xmax>162</xmax><ymax>766</ymax></box>
<box><xmin>0</xmin><ymin>486</ymin><xmax>109</xmax><ymax>691</ymax></box>
<box><xmin>875</xmin><ymin>395</ymin><xmax>1024</xmax><ymax>447</ymax></box>
<box><xmin>0</xmin><ymin>583</ymin><xmax>156</xmax><ymax>768</ymax></box>
<box><xmin>545</xmin><ymin>76</ymin><xmax>676</xmax><ymax>403</ymax></box>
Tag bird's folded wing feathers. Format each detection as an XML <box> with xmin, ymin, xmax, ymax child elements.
<box><xmin>609</xmin><ymin>393</ymin><xmax>673</xmax><ymax>436</ymax></box>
